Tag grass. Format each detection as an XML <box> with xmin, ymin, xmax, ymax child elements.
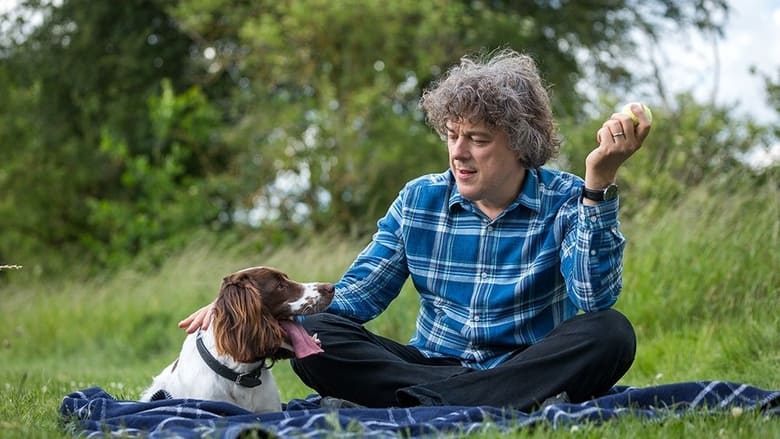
<box><xmin>1</xmin><ymin>182</ymin><xmax>778</xmax><ymax>437</ymax></box>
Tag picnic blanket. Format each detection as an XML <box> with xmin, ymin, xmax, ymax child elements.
<box><xmin>60</xmin><ymin>381</ymin><xmax>779</xmax><ymax>438</ymax></box>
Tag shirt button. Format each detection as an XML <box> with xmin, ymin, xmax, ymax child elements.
<box><xmin>590</xmin><ymin>250</ymin><xmax>597</xmax><ymax>256</ymax></box>
<box><xmin>473</xmin><ymin>315</ymin><xmax>481</xmax><ymax>322</ymax></box>
<box><xmin>590</xmin><ymin>215</ymin><xmax>598</xmax><ymax>222</ymax></box>
<box><xmin>487</xmin><ymin>226</ymin><xmax>494</xmax><ymax>232</ymax></box>
<box><xmin>481</xmin><ymin>272</ymin><xmax>488</xmax><ymax>279</ymax></box>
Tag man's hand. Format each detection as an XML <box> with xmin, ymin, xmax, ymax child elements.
<box><xmin>585</xmin><ymin>103</ymin><xmax>652</xmax><ymax>191</ymax></box>
<box><xmin>178</xmin><ymin>301</ymin><xmax>215</xmax><ymax>334</ymax></box>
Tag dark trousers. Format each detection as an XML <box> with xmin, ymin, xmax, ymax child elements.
<box><xmin>291</xmin><ymin>309</ymin><xmax>636</xmax><ymax>411</ymax></box>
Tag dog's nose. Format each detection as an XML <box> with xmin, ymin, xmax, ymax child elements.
<box><xmin>317</xmin><ymin>283</ymin><xmax>335</xmax><ymax>300</ymax></box>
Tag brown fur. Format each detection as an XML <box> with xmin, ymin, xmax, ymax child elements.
<box><xmin>141</xmin><ymin>266</ymin><xmax>333</xmax><ymax>411</ymax></box>
<box><xmin>212</xmin><ymin>278</ymin><xmax>286</xmax><ymax>363</ymax></box>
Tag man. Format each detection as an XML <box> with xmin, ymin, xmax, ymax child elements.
<box><xmin>181</xmin><ymin>48</ymin><xmax>651</xmax><ymax>411</ymax></box>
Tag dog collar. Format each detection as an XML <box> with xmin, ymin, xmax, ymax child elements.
<box><xmin>195</xmin><ymin>330</ymin><xmax>266</xmax><ymax>388</ymax></box>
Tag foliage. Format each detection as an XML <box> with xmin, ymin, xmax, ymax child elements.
<box><xmin>761</xmin><ymin>66</ymin><xmax>780</xmax><ymax>142</ymax></box>
<box><xmin>0</xmin><ymin>0</ymin><xmax>197</xmax><ymax>274</ymax></box>
<box><xmin>82</xmin><ymin>79</ymin><xmax>238</xmax><ymax>268</ymax></box>
<box><xmin>0</xmin><ymin>0</ymin><xmax>760</xmax><ymax>277</ymax></box>
<box><xmin>557</xmin><ymin>93</ymin><xmax>776</xmax><ymax>218</ymax></box>
<box><xmin>168</xmin><ymin>0</ymin><xmax>732</xmax><ymax>235</ymax></box>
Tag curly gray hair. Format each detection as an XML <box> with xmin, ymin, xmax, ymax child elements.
<box><xmin>420</xmin><ymin>49</ymin><xmax>561</xmax><ymax>168</ymax></box>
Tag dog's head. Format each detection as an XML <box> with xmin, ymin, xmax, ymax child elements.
<box><xmin>211</xmin><ymin>266</ymin><xmax>334</xmax><ymax>363</ymax></box>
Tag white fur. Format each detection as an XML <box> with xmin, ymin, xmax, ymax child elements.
<box><xmin>140</xmin><ymin>328</ymin><xmax>281</xmax><ymax>412</ymax></box>
<box><xmin>288</xmin><ymin>282</ymin><xmax>331</xmax><ymax>313</ymax></box>
<box><xmin>139</xmin><ymin>266</ymin><xmax>333</xmax><ymax>413</ymax></box>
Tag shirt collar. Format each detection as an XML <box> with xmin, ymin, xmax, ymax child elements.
<box><xmin>447</xmin><ymin>168</ymin><xmax>541</xmax><ymax>214</ymax></box>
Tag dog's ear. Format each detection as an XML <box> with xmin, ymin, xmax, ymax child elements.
<box><xmin>212</xmin><ymin>281</ymin><xmax>285</xmax><ymax>362</ymax></box>
<box><xmin>254</xmin><ymin>308</ymin><xmax>286</xmax><ymax>359</ymax></box>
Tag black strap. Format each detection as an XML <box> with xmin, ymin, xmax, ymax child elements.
<box><xmin>148</xmin><ymin>389</ymin><xmax>172</xmax><ymax>401</ymax></box>
<box><xmin>195</xmin><ymin>331</ymin><xmax>265</xmax><ymax>388</ymax></box>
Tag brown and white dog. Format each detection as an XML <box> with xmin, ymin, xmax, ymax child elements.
<box><xmin>140</xmin><ymin>266</ymin><xmax>334</xmax><ymax>412</ymax></box>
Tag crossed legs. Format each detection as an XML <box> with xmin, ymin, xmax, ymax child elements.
<box><xmin>291</xmin><ymin>309</ymin><xmax>636</xmax><ymax>411</ymax></box>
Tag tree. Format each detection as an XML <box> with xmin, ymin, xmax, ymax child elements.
<box><xmin>166</xmin><ymin>0</ymin><xmax>732</xmax><ymax>234</ymax></box>
<box><xmin>0</xmin><ymin>0</ymin><xmax>206</xmax><ymax>272</ymax></box>
<box><xmin>0</xmin><ymin>0</ymin><xmax>736</xmax><ymax>275</ymax></box>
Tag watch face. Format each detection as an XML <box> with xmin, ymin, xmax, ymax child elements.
<box><xmin>604</xmin><ymin>184</ymin><xmax>618</xmax><ymax>200</ymax></box>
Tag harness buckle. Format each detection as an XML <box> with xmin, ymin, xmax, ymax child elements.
<box><xmin>235</xmin><ymin>372</ymin><xmax>263</xmax><ymax>388</ymax></box>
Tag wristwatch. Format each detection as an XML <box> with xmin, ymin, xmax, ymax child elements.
<box><xmin>582</xmin><ymin>184</ymin><xmax>619</xmax><ymax>202</ymax></box>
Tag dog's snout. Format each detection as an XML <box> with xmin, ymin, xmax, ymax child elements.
<box><xmin>285</xmin><ymin>282</ymin><xmax>334</xmax><ymax>315</ymax></box>
<box><xmin>317</xmin><ymin>283</ymin><xmax>335</xmax><ymax>299</ymax></box>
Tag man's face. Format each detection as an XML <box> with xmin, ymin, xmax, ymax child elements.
<box><xmin>446</xmin><ymin>119</ymin><xmax>526</xmax><ymax>218</ymax></box>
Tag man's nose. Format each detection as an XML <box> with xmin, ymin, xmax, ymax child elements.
<box><xmin>449</xmin><ymin>136</ymin><xmax>469</xmax><ymax>158</ymax></box>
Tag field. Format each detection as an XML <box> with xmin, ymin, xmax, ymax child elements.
<box><xmin>1</xmin><ymin>183</ymin><xmax>778</xmax><ymax>437</ymax></box>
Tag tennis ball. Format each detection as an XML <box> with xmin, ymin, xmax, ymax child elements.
<box><xmin>621</xmin><ymin>103</ymin><xmax>653</xmax><ymax>126</ymax></box>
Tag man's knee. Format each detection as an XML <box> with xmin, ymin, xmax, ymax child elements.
<box><xmin>299</xmin><ymin>312</ymin><xmax>362</xmax><ymax>336</ymax></box>
<box><xmin>603</xmin><ymin>309</ymin><xmax>635</xmax><ymax>342</ymax></box>
<box><xmin>299</xmin><ymin>312</ymin><xmax>339</xmax><ymax>331</ymax></box>
<box><xmin>591</xmin><ymin>309</ymin><xmax>636</xmax><ymax>365</ymax></box>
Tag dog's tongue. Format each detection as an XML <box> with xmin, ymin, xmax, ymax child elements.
<box><xmin>280</xmin><ymin>320</ymin><xmax>323</xmax><ymax>359</ymax></box>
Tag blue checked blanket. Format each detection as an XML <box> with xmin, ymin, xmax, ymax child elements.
<box><xmin>60</xmin><ymin>381</ymin><xmax>779</xmax><ymax>438</ymax></box>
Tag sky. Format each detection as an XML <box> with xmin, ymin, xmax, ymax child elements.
<box><xmin>657</xmin><ymin>0</ymin><xmax>780</xmax><ymax>124</ymax></box>
<box><xmin>1</xmin><ymin>0</ymin><xmax>779</xmax><ymax>163</ymax></box>
<box><xmin>656</xmin><ymin>0</ymin><xmax>780</xmax><ymax>166</ymax></box>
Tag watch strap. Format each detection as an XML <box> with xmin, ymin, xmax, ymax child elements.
<box><xmin>582</xmin><ymin>184</ymin><xmax>618</xmax><ymax>201</ymax></box>
<box><xmin>583</xmin><ymin>187</ymin><xmax>606</xmax><ymax>201</ymax></box>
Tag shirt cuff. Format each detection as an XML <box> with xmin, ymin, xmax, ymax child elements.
<box><xmin>578</xmin><ymin>197</ymin><xmax>619</xmax><ymax>230</ymax></box>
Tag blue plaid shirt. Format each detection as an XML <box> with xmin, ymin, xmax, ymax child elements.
<box><xmin>328</xmin><ymin>167</ymin><xmax>625</xmax><ymax>369</ymax></box>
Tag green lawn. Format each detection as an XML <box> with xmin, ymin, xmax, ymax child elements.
<box><xmin>1</xmin><ymin>184</ymin><xmax>778</xmax><ymax>437</ymax></box>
